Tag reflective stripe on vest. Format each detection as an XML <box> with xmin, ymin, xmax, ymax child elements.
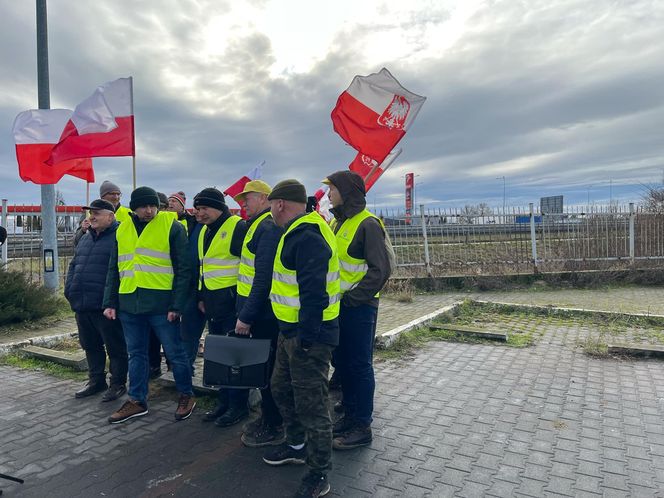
<box><xmin>335</xmin><ymin>209</ymin><xmax>381</xmax><ymax>296</ymax></box>
<box><xmin>198</xmin><ymin>215</ymin><xmax>241</xmax><ymax>290</ymax></box>
<box><xmin>270</xmin><ymin>212</ymin><xmax>340</xmax><ymax>323</ymax></box>
<box><xmin>237</xmin><ymin>211</ymin><xmax>271</xmax><ymax>298</ymax></box>
<box><xmin>116</xmin><ymin>211</ymin><xmax>174</xmax><ymax>293</ymax></box>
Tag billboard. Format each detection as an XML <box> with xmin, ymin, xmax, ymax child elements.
<box><xmin>405</xmin><ymin>172</ymin><xmax>414</xmax><ymax>223</ymax></box>
<box><xmin>540</xmin><ymin>195</ymin><xmax>563</xmax><ymax>214</ymax></box>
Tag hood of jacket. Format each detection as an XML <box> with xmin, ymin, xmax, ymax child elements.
<box><xmin>327</xmin><ymin>170</ymin><xmax>367</xmax><ymax>221</ymax></box>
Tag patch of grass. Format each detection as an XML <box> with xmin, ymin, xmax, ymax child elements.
<box><xmin>382</xmin><ymin>279</ymin><xmax>416</xmax><ymax>303</ymax></box>
<box><xmin>0</xmin><ymin>352</ymin><xmax>87</xmax><ymax>381</ymax></box>
<box><xmin>577</xmin><ymin>337</ymin><xmax>610</xmax><ymax>358</ymax></box>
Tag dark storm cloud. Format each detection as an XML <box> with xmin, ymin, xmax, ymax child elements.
<box><xmin>1</xmin><ymin>0</ymin><xmax>664</xmax><ymax>210</ymax></box>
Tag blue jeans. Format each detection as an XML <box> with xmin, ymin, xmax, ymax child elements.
<box><xmin>180</xmin><ymin>296</ymin><xmax>207</xmax><ymax>367</ymax></box>
<box><xmin>119</xmin><ymin>311</ymin><xmax>193</xmax><ymax>405</ymax></box>
<box><xmin>335</xmin><ymin>303</ymin><xmax>378</xmax><ymax>427</ymax></box>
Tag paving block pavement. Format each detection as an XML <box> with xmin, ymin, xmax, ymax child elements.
<box><xmin>4</xmin><ymin>304</ymin><xmax>664</xmax><ymax>496</ymax></box>
<box><xmin>4</xmin><ymin>286</ymin><xmax>664</xmax><ymax>496</ymax></box>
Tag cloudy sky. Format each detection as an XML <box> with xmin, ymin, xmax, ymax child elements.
<box><xmin>2</xmin><ymin>0</ymin><xmax>664</xmax><ymax>210</ymax></box>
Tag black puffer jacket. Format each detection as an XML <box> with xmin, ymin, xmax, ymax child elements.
<box><xmin>65</xmin><ymin>221</ymin><xmax>119</xmax><ymax>312</ymax></box>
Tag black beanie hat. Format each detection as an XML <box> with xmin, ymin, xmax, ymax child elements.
<box><xmin>157</xmin><ymin>192</ymin><xmax>168</xmax><ymax>208</ymax></box>
<box><xmin>267</xmin><ymin>179</ymin><xmax>307</xmax><ymax>204</ymax></box>
<box><xmin>193</xmin><ymin>188</ymin><xmax>226</xmax><ymax>211</ymax></box>
<box><xmin>129</xmin><ymin>186</ymin><xmax>160</xmax><ymax>211</ymax></box>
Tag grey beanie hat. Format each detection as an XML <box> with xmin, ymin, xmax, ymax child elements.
<box><xmin>100</xmin><ymin>180</ymin><xmax>121</xmax><ymax>198</ymax></box>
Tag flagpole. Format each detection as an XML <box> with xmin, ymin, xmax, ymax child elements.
<box><xmin>36</xmin><ymin>0</ymin><xmax>59</xmax><ymax>291</ymax></box>
<box><xmin>365</xmin><ymin>148</ymin><xmax>402</xmax><ymax>187</ymax></box>
<box><xmin>85</xmin><ymin>181</ymin><xmax>90</xmax><ymax>205</ymax></box>
<box><xmin>129</xmin><ymin>76</ymin><xmax>136</xmax><ymax>190</ymax></box>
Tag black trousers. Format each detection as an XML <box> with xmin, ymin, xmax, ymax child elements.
<box><xmin>75</xmin><ymin>310</ymin><xmax>128</xmax><ymax>386</ymax></box>
<box><xmin>250</xmin><ymin>316</ymin><xmax>282</xmax><ymax>427</ymax></box>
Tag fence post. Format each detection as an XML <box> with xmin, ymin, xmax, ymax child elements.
<box><xmin>629</xmin><ymin>202</ymin><xmax>635</xmax><ymax>264</ymax></box>
<box><xmin>420</xmin><ymin>204</ymin><xmax>432</xmax><ymax>276</ymax></box>
<box><xmin>529</xmin><ymin>202</ymin><xmax>538</xmax><ymax>272</ymax></box>
<box><xmin>1</xmin><ymin>199</ymin><xmax>7</xmax><ymax>267</ymax></box>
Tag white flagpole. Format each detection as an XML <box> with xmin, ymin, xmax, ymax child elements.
<box><xmin>365</xmin><ymin>148</ymin><xmax>402</xmax><ymax>187</ymax></box>
<box><xmin>129</xmin><ymin>76</ymin><xmax>136</xmax><ymax>189</ymax></box>
<box><xmin>86</xmin><ymin>181</ymin><xmax>90</xmax><ymax>205</ymax></box>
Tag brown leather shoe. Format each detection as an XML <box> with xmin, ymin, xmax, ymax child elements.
<box><xmin>108</xmin><ymin>400</ymin><xmax>148</xmax><ymax>424</ymax></box>
<box><xmin>175</xmin><ymin>394</ymin><xmax>196</xmax><ymax>421</ymax></box>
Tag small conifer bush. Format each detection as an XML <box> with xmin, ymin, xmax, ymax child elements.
<box><xmin>0</xmin><ymin>269</ymin><xmax>61</xmax><ymax>325</ymax></box>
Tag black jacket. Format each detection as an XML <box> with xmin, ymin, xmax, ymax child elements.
<box><xmin>198</xmin><ymin>209</ymin><xmax>248</xmax><ymax>321</ymax></box>
<box><xmin>236</xmin><ymin>208</ymin><xmax>283</xmax><ymax>324</ymax></box>
<box><xmin>276</xmin><ymin>214</ymin><xmax>339</xmax><ymax>347</ymax></box>
<box><xmin>65</xmin><ymin>222</ymin><xmax>119</xmax><ymax>312</ymax></box>
<box><xmin>328</xmin><ymin>170</ymin><xmax>392</xmax><ymax>307</ymax></box>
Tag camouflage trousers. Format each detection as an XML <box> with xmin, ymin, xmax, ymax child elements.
<box><xmin>271</xmin><ymin>335</ymin><xmax>334</xmax><ymax>473</ymax></box>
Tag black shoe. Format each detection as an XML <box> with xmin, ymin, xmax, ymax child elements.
<box><xmin>333</xmin><ymin>401</ymin><xmax>344</xmax><ymax>414</ymax></box>
<box><xmin>241</xmin><ymin>423</ymin><xmax>286</xmax><ymax>448</ymax></box>
<box><xmin>333</xmin><ymin>425</ymin><xmax>372</xmax><ymax>450</ymax></box>
<box><xmin>149</xmin><ymin>367</ymin><xmax>162</xmax><ymax>379</ymax></box>
<box><xmin>294</xmin><ymin>471</ymin><xmax>330</xmax><ymax>497</ymax></box>
<box><xmin>202</xmin><ymin>403</ymin><xmax>228</xmax><ymax>422</ymax></box>
<box><xmin>214</xmin><ymin>406</ymin><xmax>248</xmax><ymax>427</ymax></box>
<box><xmin>263</xmin><ymin>442</ymin><xmax>306</xmax><ymax>466</ymax></box>
<box><xmin>332</xmin><ymin>416</ymin><xmax>354</xmax><ymax>437</ymax></box>
<box><xmin>75</xmin><ymin>381</ymin><xmax>107</xmax><ymax>399</ymax></box>
<box><xmin>101</xmin><ymin>384</ymin><xmax>127</xmax><ymax>403</ymax></box>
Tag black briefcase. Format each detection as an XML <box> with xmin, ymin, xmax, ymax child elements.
<box><xmin>203</xmin><ymin>334</ymin><xmax>272</xmax><ymax>389</ymax></box>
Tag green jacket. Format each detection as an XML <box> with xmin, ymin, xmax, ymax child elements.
<box><xmin>103</xmin><ymin>213</ymin><xmax>192</xmax><ymax>314</ymax></box>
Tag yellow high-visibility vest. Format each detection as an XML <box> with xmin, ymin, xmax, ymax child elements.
<box><xmin>270</xmin><ymin>212</ymin><xmax>340</xmax><ymax>323</ymax></box>
<box><xmin>237</xmin><ymin>211</ymin><xmax>271</xmax><ymax>298</ymax></box>
<box><xmin>115</xmin><ymin>205</ymin><xmax>132</xmax><ymax>224</ymax></box>
<box><xmin>117</xmin><ymin>211</ymin><xmax>174</xmax><ymax>293</ymax></box>
<box><xmin>334</xmin><ymin>209</ymin><xmax>382</xmax><ymax>296</ymax></box>
<box><xmin>198</xmin><ymin>215</ymin><xmax>241</xmax><ymax>290</ymax></box>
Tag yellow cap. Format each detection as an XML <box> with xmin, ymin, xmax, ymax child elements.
<box><xmin>321</xmin><ymin>177</ymin><xmax>332</xmax><ymax>185</ymax></box>
<box><xmin>234</xmin><ymin>180</ymin><xmax>272</xmax><ymax>203</ymax></box>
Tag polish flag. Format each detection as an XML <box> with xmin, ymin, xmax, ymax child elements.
<box><xmin>48</xmin><ymin>77</ymin><xmax>134</xmax><ymax>165</ymax></box>
<box><xmin>223</xmin><ymin>162</ymin><xmax>264</xmax><ymax>199</ymax></box>
<box><xmin>349</xmin><ymin>148</ymin><xmax>402</xmax><ymax>191</ymax></box>
<box><xmin>13</xmin><ymin>109</ymin><xmax>94</xmax><ymax>185</ymax></box>
<box><xmin>313</xmin><ymin>185</ymin><xmax>333</xmax><ymax>222</ymax></box>
<box><xmin>331</xmin><ymin>68</ymin><xmax>425</xmax><ymax>164</ymax></box>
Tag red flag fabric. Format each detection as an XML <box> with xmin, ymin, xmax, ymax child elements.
<box><xmin>13</xmin><ymin>109</ymin><xmax>94</xmax><ymax>184</ymax></box>
<box><xmin>48</xmin><ymin>78</ymin><xmax>134</xmax><ymax>165</ymax></box>
<box><xmin>349</xmin><ymin>148</ymin><xmax>402</xmax><ymax>191</ymax></box>
<box><xmin>331</xmin><ymin>68</ymin><xmax>425</xmax><ymax>164</ymax></box>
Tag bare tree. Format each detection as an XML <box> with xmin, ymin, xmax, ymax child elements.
<box><xmin>640</xmin><ymin>183</ymin><xmax>664</xmax><ymax>213</ymax></box>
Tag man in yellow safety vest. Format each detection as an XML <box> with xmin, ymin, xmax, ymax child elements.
<box><xmin>261</xmin><ymin>179</ymin><xmax>340</xmax><ymax>498</ymax></box>
<box><xmin>194</xmin><ymin>187</ymin><xmax>249</xmax><ymax>427</ymax></box>
<box><xmin>233</xmin><ymin>180</ymin><xmax>285</xmax><ymax>447</ymax></box>
<box><xmin>103</xmin><ymin>186</ymin><xmax>196</xmax><ymax>424</ymax></box>
<box><xmin>322</xmin><ymin>170</ymin><xmax>392</xmax><ymax>450</ymax></box>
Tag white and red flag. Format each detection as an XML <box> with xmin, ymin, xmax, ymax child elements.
<box><xmin>48</xmin><ymin>77</ymin><xmax>135</xmax><ymax>165</ymax></box>
<box><xmin>223</xmin><ymin>162</ymin><xmax>264</xmax><ymax>199</ymax></box>
<box><xmin>331</xmin><ymin>68</ymin><xmax>425</xmax><ymax>164</ymax></box>
<box><xmin>349</xmin><ymin>148</ymin><xmax>402</xmax><ymax>191</ymax></box>
<box><xmin>313</xmin><ymin>185</ymin><xmax>333</xmax><ymax>222</ymax></box>
<box><xmin>13</xmin><ymin>109</ymin><xmax>94</xmax><ymax>185</ymax></box>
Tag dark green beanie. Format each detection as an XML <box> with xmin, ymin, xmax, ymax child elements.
<box><xmin>130</xmin><ymin>186</ymin><xmax>160</xmax><ymax>211</ymax></box>
<box><xmin>267</xmin><ymin>179</ymin><xmax>307</xmax><ymax>204</ymax></box>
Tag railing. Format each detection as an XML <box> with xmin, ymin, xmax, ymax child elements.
<box><xmin>382</xmin><ymin>203</ymin><xmax>664</xmax><ymax>277</ymax></box>
<box><xmin>2</xmin><ymin>202</ymin><xmax>664</xmax><ymax>284</ymax></box>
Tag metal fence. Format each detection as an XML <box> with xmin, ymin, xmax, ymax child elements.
<box><xmin>3</xmin><ymin>202</ymin><xmax>664</xmax><ymax>285</ymax></box>
<box><xmin>382</xmin><ymin>203</ymin><xmax>664</xmax><ymax>277</ymax></box>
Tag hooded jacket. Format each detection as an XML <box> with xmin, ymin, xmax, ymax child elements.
<box><xmin>327</xmin><ymin>170</ymin><xmax>392</xmax><ymax>307</ymax></box>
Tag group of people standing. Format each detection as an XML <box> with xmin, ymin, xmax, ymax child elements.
<box><xmin>64</xmin><ymin>170</ymin><xmax>392</xmax><ymax>498</ymax></box>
